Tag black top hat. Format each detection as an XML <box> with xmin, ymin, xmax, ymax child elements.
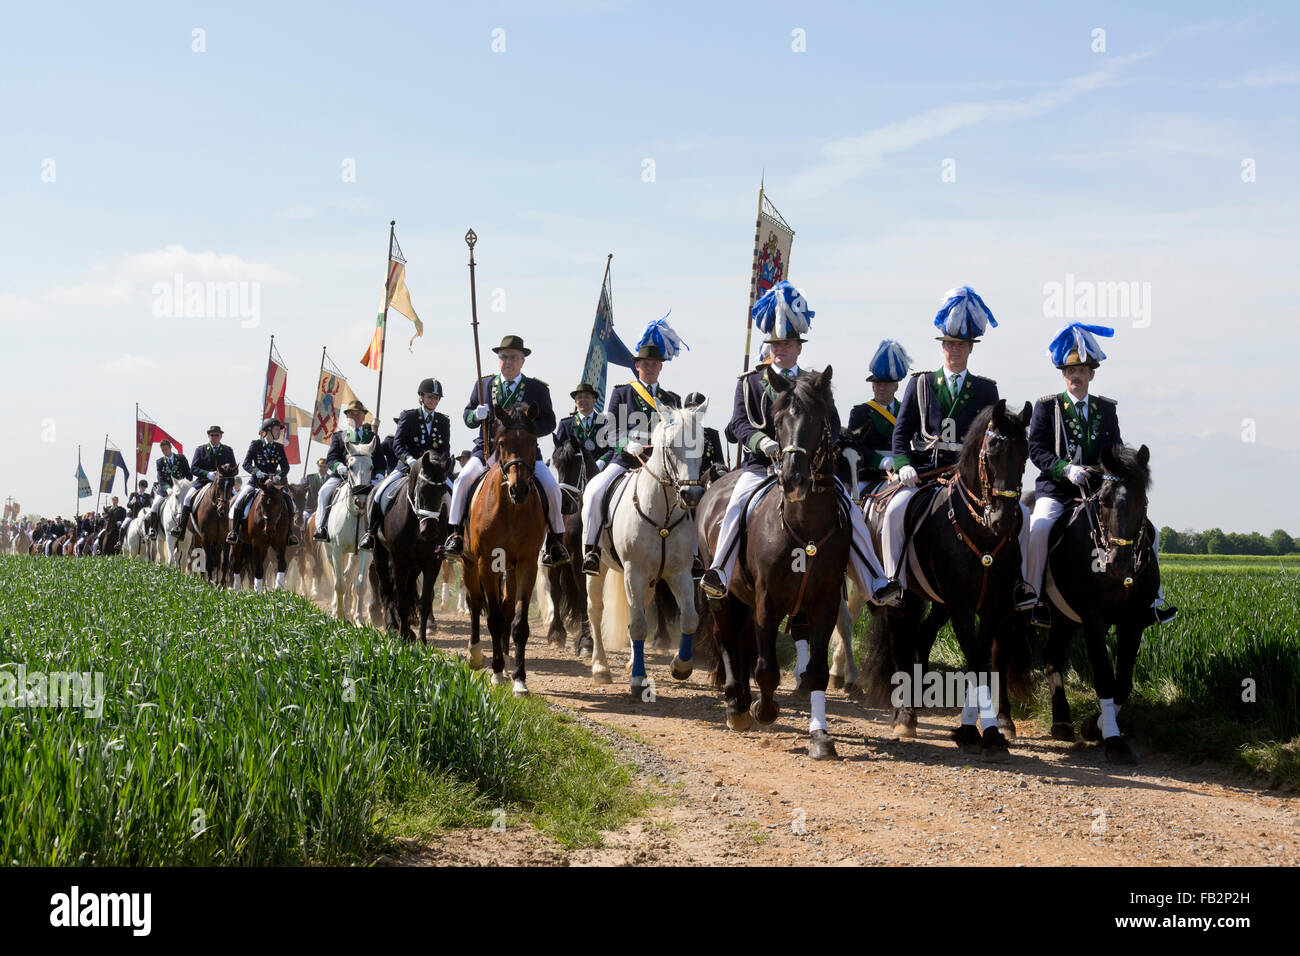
<box><xmin>491</xmin><ymin>335</ymin><xmax>531</xmax><ymax>356</ymax></box>
<box><xmin>570</xmin><ymin>382</ymin><xmax>599</xmax><ymax>399</ymax></box>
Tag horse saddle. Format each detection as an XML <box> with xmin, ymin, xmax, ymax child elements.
<box><xmin>377</xmin><ymin>475</ymin><xmax>408</xmax><ymax>517</ymax></box>
<box><xmin>466</xmin><ymin>456</ymin><xmax>551</xmax><ymax>533</ymax></box>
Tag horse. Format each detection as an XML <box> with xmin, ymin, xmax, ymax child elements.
<box><xmin>313</xmin><ymin>437</ymin><xmax>377</xmax><ymax>622</ymax></box>
<box><xmin>191</xmin><ymin>464</ymin><xmax>238</xmax><ymax>584</ymax></box>
<box><xmin>370</xmin><ymin>451</ymin><xmax>451</xmax><ymax>643</ymax></box>
<box><xmin>11</xmin><ymin>527</ymin><xmax>30</xmax><ymax>556</ymax></box>
<box><xmin>460</xmin><ymin>404</ymin><xmax>548</xmax><ymax>695</ymax></box>
<box><xmin>586</xmin><ymin>403</ymin><xmax>707</xmax><ymax>697</ymax></box>
<box><xmin>98</xmin><ymin>506</ymin><xmax>127</xmax><ymax>556</ymax></box>
<box><xmin>1039</xmin><ymin>443</ymin><xmax>1159</xmax><ymax>764</ymax></box>
<box><xmin>858</xmin><ymin>399</ymin><xmax>1034</xmax><ymax>761</ymax></box>
<box><xmin>544</xmin><ymin>435</ymin><xmax>600</xmax><ymax>655</ymax></box>
<box><xmin>229</xmin><ymin>475</ymin><xmax>292</xmax><ymax>591</ymax></box>
<box><xmin>159</xmin><ymin>478</ymin><xmax>195</xmax><ymax>569</ymax></box>
<box><xmin>696</xmin><ymin>369</ymin><xmax>849</xmax><ymax>759</ymax></box>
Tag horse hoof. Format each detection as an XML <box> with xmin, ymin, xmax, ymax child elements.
<box><xmin>670</xmin><ymin>655</ymin><xmax>693</xmax><ymax>681</ymax></box>
<box><xmin>953</xmin><ymin>724</ymin><xmax>983</xmax><ymax>755</ymax></box>
<box><xmin>1081</xmin><ymin>714</ymin><xmax>1104</xmax><ymax>742</ymax></box>
<box><xmin>630</xmin><ymin>676</ymin><xmax>653</xmax><ymax>699</ymax></box>
<box><xmin>1050</xmin><ymin>722</ymin><xmax>1077</xmax><ymax>742</ymax></box>
<box><xmin>999</xmin><ymin>716</ymin><xmax>1017</xmax><ymax>740</ymax></box>
<box><xmin>751</xmin><ymin>699</ymin><xmax>779</xmax><ymax>726</ymax></box>
<box><xmin>592</xmin><ymin>666</ymin><xmax>613</xmax><ymax>685</ymax></box>
<box><xmin>490</xmin><ymin>672</ymin><xmax>507</xmax><ymax>686</ymax></box>
<box><xmin>828</xmin><ymin>674</ymin><xmax>844</xmax><ymax>691</ymax></box>
<box><xmin>807</xmin><ymin>730</ymin><xmax>839</xmax><ymax>761</ymax></box>
<box><xmin>891</xmin><ymin>722</ymin><xmax>917</xmax><ymax>739</ymax></box>
<box><xmin>1104</xmin><ymin>736</ymin><xmax>1137</xmax><ymax>765</ymax></box>
<box><xmin>844</xmin><ymin>681</ymin><xmax>865</xmax><ymax>700</ymax></box>
<box><xmin>980</xmin><ymin>727</ymin><xmax>1011</xmax><ymax>762</ymax></box>
<box><xmin>726</xmin><ymin>710</ymin><xmax>757</xmax><ymax>732</ymax></box>
<box><xmin>791</xmin><ymin>673</ymin><xmax>811</xmax><ymax>701</ymax></box>
<box><xmin>468</xmin><ymin>647</ymin><xmax>485</xmax><ymax>670</ymax></box>
<box><xmin>512</xmin><ymin>680</ymin><xmax>529</xmax><ymax>698</ymax></box>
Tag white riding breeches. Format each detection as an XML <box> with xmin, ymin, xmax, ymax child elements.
<box><xmin>448</xmin><ymin>457</ymin><xmax>564</xmax><ymax>534</ymax></box>
<box><xmin>1025</xmin><ymin>496</ymin><xmax>1066</xmax><ymax>594</ymax></box>
<box><xmin>231</xmin><ymin>484</ymin><xmax>256</xmax><ymax>521</ymax></box>
<box><xmin>581</xmin><ymin>461</ymin><xmax>627</xmax><ymax>547</ymax></box>
<box><xmin>707</xmin><ymin>469</ymin><xmax>771</xmax><ymax>585</ymax></box>
<box><xmin>314</xmin><ymin>476</ymin><xmax>342</xmax><ymax>530</ymax></box>
<box><xmin>837</xmin><ymin>477</ymin><xmax>889</xmax><ymax>591</ymax></box>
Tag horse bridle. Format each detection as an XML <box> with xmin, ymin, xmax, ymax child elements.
<box><xmin>1079</xmin><ymin>472</ymin><xmax>1149</xmax><ymax>587</ymax></box>
<box><xmin>773</xmin><ymin>419</ymin><xmax>835</xmax><ymax>493</ymax></box>
<box><xmin>630</xmin><ymin>436</ymin><xmax>700</xmax><ymax>585</ymax></box>
<box><xmin>409</xmin><ymin>462</ymin><xmax>447</xmax><ymax>521</ymax></box>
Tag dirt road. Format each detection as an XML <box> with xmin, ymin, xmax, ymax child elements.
<box><xmin>388</xmin><ymin>612</ymin><xmax>1299</xmax><ymax>867</ymax></box>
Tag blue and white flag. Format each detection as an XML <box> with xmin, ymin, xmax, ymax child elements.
<box><xmin>580</xmin><ymin>267</ymin><xmax>636</xmax><ymax>413</ymax></box>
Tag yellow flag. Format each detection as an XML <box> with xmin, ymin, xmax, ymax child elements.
<box><xmin>386</xmin><ymin>260</ymin><xmax>422</xmax><ymax>346</ymax></box>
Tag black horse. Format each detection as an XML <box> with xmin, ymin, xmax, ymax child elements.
<box><xmin>696</xmin><ymin>367</ymin><xmax>849</xmax><ymax>759</ymax></box>
<box><xmin>370</xmin><ymin>452</ymin><xmax>451</xmax><ymax>642</ymax></box>
<box><xmin>861</xmin><ymin>399</ymin><xmax>1034</xmax><ymax>761</ymax></box>
<box><xmin>545</xmin><ymin>437</ymin><xmax>599</xmax><ymax>655</ymax></box>
<box><xmin>1039</xmin><ymin>443</ymin><xmax>1158</xmax><ymax>764</ymax></box>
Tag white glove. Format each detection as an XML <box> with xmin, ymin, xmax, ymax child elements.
<box><xmin>405</xmin><ymin>455</ymin><xmax>418</xmax><ymax>468</ymax></box>
<box><xmin>596</xmin><ymin>459</ymin><xmax>608</xmax><ymax>471</ymax></box>
<box><xmin>474</xmin><ymin>403</ymin><xmax>490</xmax><ymax>422</ymax></box>
<box><xmin>879</xmin><ymin>456</ymin><xmax>894</xmax><ymax>473</ymax></box>
<box><xmin>758</xmin><ymin>436</ymin><xmax>779</xmax><ymax>458</ymax></box>
<box><xmin>625</xmin><ymin>440</ymin><xmax>645</xmax><ymax>458</ymax></box>
<box><xmin>899</xmin><ymin>465</ymin><xmax>919</xmax><ymax>487</ymax></box>
<box><xmin>1066</xmin><ymin>464</ymin><xmax>1088</xmax><ymax>486</ymax></box>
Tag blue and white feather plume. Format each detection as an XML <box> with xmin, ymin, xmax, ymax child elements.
<box><xmin>933</xmin><ymin>286</ymin><xmax>997</xmax><ymax>339</ymax></box>
<box><xmin>752</xmin><ymin>280</ymin><xmax>814</xmax><ymax>339</ymax></box>
<box><xmin>1047</xmin><ymin>322</ymin><xmax>1113</xmax><ymax>367</ymax></box>
<box><xmin>867</xmin><ymin>339</ymin><xmax>911</xmax><ymax>381</ymax></box>
<box><xmin>636</xmin><ymin>311</ymin><xmax>689</xmax><ymax>361</ymax></box>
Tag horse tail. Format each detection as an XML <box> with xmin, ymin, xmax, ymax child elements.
<box><xmin>995</xmin><ymin>614</ymin><xmax>1035</xmax><ymax>702</ymax></box>
<box><xmin>601</xmin><ymin>568</ymin><xmax>631</xmax><ymax>650</ymax></box>
<box><xmin>860</xmin><ymin>608</ymin><xmax>900</xmax><ymax>708</ymax></box>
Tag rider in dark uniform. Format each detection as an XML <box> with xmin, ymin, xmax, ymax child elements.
<box><xmin>842</xmin><ymin>340</ymin><xmax>910</xmax><ymax>496</ymax></box>
<box><xmin>313</xmin><ymin>400</ymin><xmax>378</xmax><ymax>543</ymax></box>
<box><xmin>172</xmin><ymin>426</ymin><xmax>237</xmax><ymax>538</ymax></box>
<box><xmin>148</xmin><ymin>439</ymin><xmax>191</xmax><ymax>539</ymax></box>
<box><xmin>359</xmin><ymin>379</ymin><xmax>449</xmax><ymax>551</ymax></box>
<box><xmin>227</xmin><ymin>418</ymin><xmax>298</xmax><ymax>545</ymax></box>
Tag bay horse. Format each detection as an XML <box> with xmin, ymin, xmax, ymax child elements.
<box><xmin>192</xmin><ymin>463</ymin><xmax>238</xmax><ymax>584</ymax></box>
<box><xmin>696</xmin><ymin>369</ymin><xmax>849</xmax><ymax>759</ymax></box>
<box><xmin>461</xmin><ymin>404</ymin><xmax>547</xmax><ymax>695</ymax></box>
<box><xmin>544</xmin><ymin>435</ymin><xmax>600</xmax><ymax>655</ymax></box>
<box><xmin>1040</xmin><ymin>443</ymin><xmax>1158</xmax><ymax>764</ymax></box>
<box><xmin>859</xmin><ymin>399</ymin><xmax>1034</xmax><ymax>761</ymax></box>
<box><xmin>370</xmin><ymin>451</ymin><xmax>450</xmax><ymax>643</ymax></box>
<box><xmin>229</xmin><ymin>475</ymin><xmax>292</xmax><ymax>591</ymax></box>
<box><xmin>586</xmin><ymin>404</ymin><xmax>707</xmax><ymax>696</ymax></box>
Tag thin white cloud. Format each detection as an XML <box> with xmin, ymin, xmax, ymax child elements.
<box><xmin>100</xmin><ymin>354</ymin><xmax>158</xmax><ymax>375</ymax></box>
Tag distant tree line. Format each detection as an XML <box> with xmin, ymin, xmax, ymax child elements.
<box><xmin>1160</xmin><ymin>527</ymin><xmax>1298</xmax><ymax>555</ymax></box>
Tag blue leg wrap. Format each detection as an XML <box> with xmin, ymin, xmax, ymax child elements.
<box><xmin>631</xmin><ymin>641</ymin><xmax>646</xmax><ymax>677</ymax></box>
<box><xmin>679</xmin><ymin>632</ymin><xmax>694</xmax><ymax>662</ymax></box>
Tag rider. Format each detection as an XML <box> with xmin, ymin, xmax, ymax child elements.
<box><xmin>443</xmin><ymin>335</ymin><xmax>570</xmax><ymax>567</ymax></box>
<box><xmin>579</xmin><ymin>317</ymin><xmax>686</xmax><ymax>575</ymax></box>
<box><xmin>306</xmin><ymin>458</ymin><xmax>328</xmax><ymax>508</ymax></box>
<box><xmin>553</xmin><ymin>382</ymin><xmax>611</xmax><ymax>459</ymax></box>
<box><xmin>358</xmin><ymin>380</ymin><xmax>448</xmax><ymax>551</ymax></box>
<box><xmin>172</xmin><ymin>426</ymin><xmax>237</xmax><ymax>538</ymax></box>
<box><xmin>1026</xmin><ymin>323</ymin><xmax>1177</xmax><ymax>627</ymax></box>
<box><xmin>700</xmin><ymin>282</ymin><xmax>901</xmax><ymax>607</ymax></box>
<box><xmin>126</xmin><ymin>480</ymin><xmax>152</xmax><ymax>528</ymax></box>
<box><xmin>227</xmin><ymin>419</ymin><xmax>299</xmax><ymax>546</ymax></box>
<box><xmin>313</xmin><ymin>399</ymin><xmax>378</xmax><ymax>543</ymax></box>
<box><xmin>843</xmin><ymin>340</ymin><xmax>910</xmax><ymax>498</ymax></box>
<box><xmin>882</xmin><ymin>286</ymin><xmax>1035</xmax><ymax>611</ymax></box>
<box><xmin>684</xmin><ymin>392</ymin><xmax>727</xmax><ymax>478</ymax></box>
<box><xmin>148</xmin><ymin>439</ymin><xmax>190</xmax><ymax>539</ymax></box>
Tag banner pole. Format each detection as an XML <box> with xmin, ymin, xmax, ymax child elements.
<box><xmin>302</xmin><ymin>345</ymin><xmax>327</xmax><ymax>481</ymax></box>
<box><xmin>263</xmin><ymin>334</ymin><xmax>276</xmax><ymax>424</ymax></box>
<box><xmin>374</xmin><ymin>220</ymin><xmax>396</xmax><ymax>425</ymax></box>
<box><xmin>75</xmin><ymin>444</ymin><xmax>80</xmax><ymax>521</ymax></box>
<box><xmin>97</xmin><ymin>433</ymin><xmax>108</xmax><ymax>512</ymax></box>
<box><xmin>465</xmin><ymin>228</ymin><xmax>489</xmax><ymax>453</ymax></box>
<box><xmin>133</xmin><ymin>402</ymin><xmax>138</xmax><ymax>494</ymax></box>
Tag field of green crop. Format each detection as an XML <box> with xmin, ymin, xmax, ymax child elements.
<box><xmin>0</xmin><ymin>555</ymin><xmax>645</xmax><ymax>865</ymax></box>
<box><xmin>907</xmin><ymin>560</ymin><xmax>1300</xmax><ymax>785</ymax></box>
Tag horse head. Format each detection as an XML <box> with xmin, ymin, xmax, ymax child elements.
<box><xmin>412</xmin><ymin>451</ymin><xmax>449</xmax><ymax>539</ymax></box>
<box><xmin>768</xmin><ymin>366</ymin><xmax>835</xmax><ymax>503</ymax></box>
<box><xmin>213</xmin><ymin>462</ymin><xmax>239</xmax><ymax>510</ymax></box>
<box><xmin>344</xmin><ymin>438</ymin><xmax>377</xmax><ymax>511</ymax></box>
<box><xmin>1092</xmin><ymin>443</ymin><xmax>1151</xmax><ymax>569</ymax></box>
<box><xmin>652</xmin><ymin>401</ymin><xmax>708</xmax><ymax>509</ymax></box>
<box><xmin>493</xmin><ymin>403</ymin><xmax>539</xmax><ymax>505</ymax></box>
<box><xmin>957</xmin><ymin>398</ymin><xmax>1032</xmax><ymax>538</ymax></box>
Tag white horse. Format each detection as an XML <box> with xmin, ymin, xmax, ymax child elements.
<box><xmin>585</xmin><ymin>403</ymin><xmax>707</xmax><ymax>696</ymax></box>
<box><xmin>314</xmin><ymin>438</ymin><xmax>377</xmax><ymax>624</ymax></box>
<box><xmin>121</xmin><ymin>514</ymin><xmax>154</xmax><ymax>562</ymax></box>
<box><xmin>158</xmin><ymin>479</ymin><xmax>195</xmax><ymax>569</ymax></box>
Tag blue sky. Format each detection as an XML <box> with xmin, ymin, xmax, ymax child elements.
<box><xmin>2</xmin><ymin>2</ymin><xmax>1297</xmax><ymax>529</ymax></box>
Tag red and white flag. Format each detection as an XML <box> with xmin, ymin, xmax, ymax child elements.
<box><xmin>135</xmin><ymin>408</ymin><xmax>184</xmax><ymax>473</ymax></box>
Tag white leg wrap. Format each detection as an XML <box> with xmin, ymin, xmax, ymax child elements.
<box><xmin>976</xmin><ymin>680</ymin><xmax>999</xmax><ymax>732</ymax></box>
<box><xmin>794</xmin><ymin>639</ymin><xmax>810</xmax><ymax>678</ymax></box>
<box><xmin>533</xmin><ymin>460</ymin><xmax>565</xmax><ymax>534</ymax></box>
<box><xmin>1099</xmin><ymin>698</ymin><xmax>1121</xmax><ymax>738</ymax></box>
<box><xmin>232</xmin><ymin>573</ymin><xmax>241</xmax><ymax>590</ymax></box>
<box><xmin>961</xmin><ymin>680</ymin><xmax>979</xmax><ymax>726</ymax></box>
<box><xmin>580</xmin><ymin>462</ymin><xmax>626</xmax><ymax>546</ymax></box>
<box><xmin>447</xmin><ymin>457</ymin><xmax>487</xmax><ymax>525</ymax></box>
<box><xmin>275</xmin><ymin>571</ymin><xmax>285</xmax><ymax>589</ymax></box>
<box><xmin>810</xmin><ymin>690</ymin><xmax>828</xmax><ymax>733</ymax></box>
<box><xmin>708</xmin><ymin>470</ymin><xmax>768</xmax><ymax>584</ymax></box>
<box><xmin>882</xmin><ymin>486</ymin><xmax>916</xmax><ymax>580</ymax></box>
<box><xmin>1025</xmin><ymin>496</ymin><xmax>1065</xmax><ymax>593</ymax></box>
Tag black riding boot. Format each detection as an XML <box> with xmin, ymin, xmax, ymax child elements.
<box><xmin>581</xmin><ymin>544</ymin><xmax>602</xmax><ymax>576</ymax></box>
<box><xmin>443</xmin><ymin>524</ymin><xmax>464</xmax><ymax>557</ymax></box>
<box><xmin>358</xmin><ymin>504</ymin><xmax>380</xmax><ymax>551</ymax></box>
<box><xmin>541</xmin><ymin>532</ymin><xmax>570</xmax><ymax>567</ymax></box>
<box><xmin>313</xmin><ymin>506</ymin><xmax>330</xmax><ymax>541</ymax></box>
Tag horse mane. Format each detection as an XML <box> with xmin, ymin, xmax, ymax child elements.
<box><xmin>1102</xmin><ymin>444</ymin><xmax>1152</xmax><ymax>492</ymax></box>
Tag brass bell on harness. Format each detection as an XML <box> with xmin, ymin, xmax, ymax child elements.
<box><xmin>980</xmin><ymin>553</ymin><xmax>993</xmax><ymax>567</ymax></box>
<box><xmin>1123</xmin><ymin>576</ymin><xmax>1134</xmax><ymax>589</ymax></box>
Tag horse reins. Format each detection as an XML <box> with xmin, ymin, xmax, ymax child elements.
<box><xmin>938</xmin><ymin>423</ymin><xmax>1022</xmax><ymax>606</ymax></box>
<box><xmin>774</xmin><ymin>420</ymin><xmax>842</xmax><ymax>617</ymax></box>
<box><xmin>630</xmin><ymin>437</ymin><xmax>699</xmax><ymax>585</ymax></box>
<box><xmin>1077</xmin><ymin>473</ymin><xmax>1149</xmax><ymax>590</ymax></box>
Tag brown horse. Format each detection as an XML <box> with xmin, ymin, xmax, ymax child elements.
<box><xmin>461</xmin><ymin>404</ymin><xmax>547</xmax><ymax>696</ymax></box>
<box><xmin>192</xmin><ymin>463</ymin><xmax>238</xmax><ymax>584</ymax></box>
<box><xmin>229</xmin><ymin>476</ymin><xmax>292</xmax><ymax>591</ymax></box>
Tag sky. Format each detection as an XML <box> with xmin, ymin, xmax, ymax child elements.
<box><xmin>2</xmin><ymin>1</ymin><xmax>1297</xmax><ymax>530</ymax></box>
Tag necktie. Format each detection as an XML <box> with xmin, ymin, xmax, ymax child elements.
<box><xmin>949</xmin><ymin>373</ymin><xmax>960</xmax><ymax>395</ymax></box>
<box><xmin>784</xmin><ymin>369</ymin><xmax>795</xmax><ymax>379</ymax></box>
<box><xmin>1077</xmin><ymin>401</ymin><xmax>1088</xmax><ymax>421</ymax></box>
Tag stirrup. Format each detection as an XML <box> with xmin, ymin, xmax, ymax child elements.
<box><xmin>358</xmin><ymin>532</ymin><xmax>375</xmax><ymax>551</ymax></box>
<box><xmin>870</xmin><ymin>580</ymin><xmax>904</xmax><ymax>608</ymax></box>
<box><xmin>1152</xmin><ymin>604</ymin><xmax>1178</xmax><ymax>625</ymax></box>
<box><xmin>581</xmin><ymin>548</ymin><xmax>602</xmax><ymax>576</ymax></box>
<box><xmin>312</xmin><ymin>527</ymin><xmax>329</xmax><ymax>542</ymax></box>
<box><xmin>1013</xmin><ymin>582</ymin><xmax>1037</xmax><ymax>612</ymax></box>
<box><xmin>542</xmin><ymin>541</ymin><xmax>570</xmax><ymax>567</ymax></box>
<box><xmin>1031</xmin><ymin>602</ymin><xmax>1052</xmax><ymax>629</ymax></box>
<box><xmin>443</xmin><ymin>531</ymin><xmax>464</xmax><ymax>555</ymax></box>
<box><xmin>700</xmin><ymin>569</ymin><xmax>727</xmax><ymax>599</ymax></box>
<box><xmin>225</xmin><ymin>530</ymin><xmax>239</xmax><ymax>544</ymax></box>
